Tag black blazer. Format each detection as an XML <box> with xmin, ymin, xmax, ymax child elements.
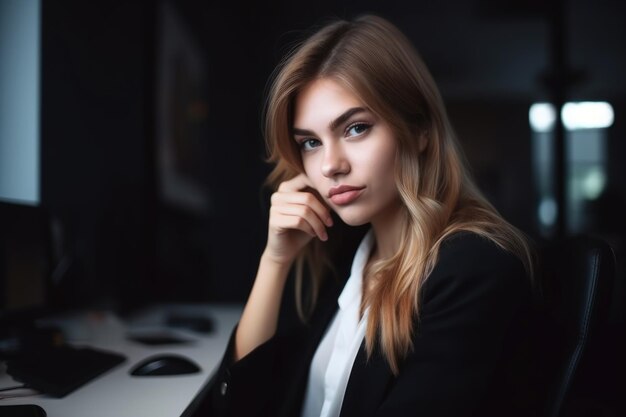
<box><xmin>208</xmin><ymin>232</ymin><xmax>536</xmax><ymax>417</ymax></box>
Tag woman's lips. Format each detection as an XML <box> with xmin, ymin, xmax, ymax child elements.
<box><xmin>328</xmin><ymin>186</ymin><xmax>365</xmax><ymax>205</ymax></box>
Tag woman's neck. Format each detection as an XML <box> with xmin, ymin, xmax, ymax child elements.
<box><xmin>369</xmin><ymin>202</ymin><xmax>404</xmax><ymax>261</ymax></box>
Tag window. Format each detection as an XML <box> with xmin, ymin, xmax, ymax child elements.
<box><xmin>530</xmin><ymin>101</ymin><xmax>614</xmax><ymax>236</ymax></box>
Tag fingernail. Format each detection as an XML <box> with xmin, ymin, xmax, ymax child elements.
<box><xmin>326</xmin><ymin>217</ymin><xmax>333</xmax><ymax>227</ymax></box>
<box><xmin>321</xmin><ymin>231</ymin><xmax>328</xmax><ymax>241</ymax></box>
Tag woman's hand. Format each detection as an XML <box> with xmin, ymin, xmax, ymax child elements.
<box><xmin>233</xmin><ymin>174</ymin><xmax>333</xmax><ymax>361</ymax></box>
<box><xmin>264</xmin><ymin>174</ymin><xmax>333</xmax><ymax>266</ymax></box>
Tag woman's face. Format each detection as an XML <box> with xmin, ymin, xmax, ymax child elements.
<box><xmin>292</xmin><ymin>78</ymin><xmax>401</xmax><ymax>227</ymax></box>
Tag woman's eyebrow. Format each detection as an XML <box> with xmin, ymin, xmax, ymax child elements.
<box><xmin>292</xmin><ymin>107</ymin><xmax>369</xmax><ymax>136</ymax></box>
<box><xmin>328</xmin><ymin>107</ymin><xmax>369</xmax><ymax>131</ymax></box>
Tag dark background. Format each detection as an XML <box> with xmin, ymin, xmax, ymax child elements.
<box><xmin>37</xmin><ymin>0</ymin><xmax>626</xmax><ymax>308</ymax></box>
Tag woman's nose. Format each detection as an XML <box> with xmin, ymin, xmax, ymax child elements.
<box><xmin>321</xmin><ymin>143</ymin><xmax>350</xmax><ymax>178</ymax></box>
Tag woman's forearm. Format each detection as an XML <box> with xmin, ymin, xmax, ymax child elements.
<box><xmin>234</xmin><ymin>252</ymin><xmax>292</xmax><ymax>361</ymax></box>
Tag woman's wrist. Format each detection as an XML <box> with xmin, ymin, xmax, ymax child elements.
<box><xmin>260</xmin><ymin>249</ymin><xmax>296</xmax><ymax>271</ymax></box>
<box><xmin>257</xmin><ymin>250</ymin><xmax>294</xmax><ymax>287</ymax></box>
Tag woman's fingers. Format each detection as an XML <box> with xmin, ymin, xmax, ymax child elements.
<box><xmin>276</xmin><ymin>173</ymin><xmax>314</xmax><ymax>193</ymax></box>
<box><xmin>270</xmin><ymin>212</ymin><xmax>317</xmax><ymax>240</ymax></box>
<box><xmin>270</xmin><ymin>204</ymin><xmax>329</xmax><ymax>241</ymax></box>
<box><xmin>271</xmin><ymin>191</ymin><xmax>333</xmax><ymax>227</ymax></box>
<box><xmin>265</xmin><ymin>174</ymin><xmax>333</xmax><ymax>263</ymax></box>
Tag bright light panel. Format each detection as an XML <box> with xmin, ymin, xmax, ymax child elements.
<box><xmin>562</xmin><ymin>102</ymin><xmax>614</xmax><ymax>130</ymax></box>
<box><xmin>529</xmin><ymin>101</ymin><xmax>614</xmax><ymax>132</ymax></box>
<box><xmin>529</xmin><ymin>103</ymin><xmax>556</xmax><ymax>132</ymax></box>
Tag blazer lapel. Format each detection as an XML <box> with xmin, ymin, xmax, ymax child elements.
<box><xmin>340</xmin><ymin>344</ymin><xmax>394</xmax><ymax>417</ymax></box>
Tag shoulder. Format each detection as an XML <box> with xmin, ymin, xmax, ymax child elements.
<box><xmin>422</xmin><ymin>231</ymin><xmax>529</xmax><ymax>306</ymax></box>
<box><xmin>436</xmin><ymin>231</ymin><xmax>526</xmax><ymax>276</ymax></box>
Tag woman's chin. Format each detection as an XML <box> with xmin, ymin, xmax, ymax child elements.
<box><xmin>334</xmin><ymin>211</ymin><xmax>370</xmax><ymax>227</ymax></box>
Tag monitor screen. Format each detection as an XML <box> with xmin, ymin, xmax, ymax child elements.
<box><xmin>0</xmin><ymin>0</ymin><xmax>40</xmax><ymax>206</ymax></box>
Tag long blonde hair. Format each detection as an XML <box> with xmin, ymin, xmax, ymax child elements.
<box><xmin>263</xmin><ymin>15</ymin><xmax>534</xmax><ymax>374</ymax></box>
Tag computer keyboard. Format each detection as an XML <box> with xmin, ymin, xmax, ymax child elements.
<box><xmin>5</xmin><ymin>345</ymin><xmax>126</xmax><ymax>397</ymax></box>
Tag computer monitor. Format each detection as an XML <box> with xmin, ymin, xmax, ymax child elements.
<box><xmin>0</xmin><ymin>0</ymin><xmax>47</xmax><ymax>327</ymax></box>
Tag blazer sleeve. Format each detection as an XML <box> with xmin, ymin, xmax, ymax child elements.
<box><xmin>372</xmin><ymin>234</ymin><xmax>532</xmax><ymax>417</ymax></box>
<box><xmin>208</xmin><ymin>323</ymin><xmax>288</xmax><ymax>417</ymax></box>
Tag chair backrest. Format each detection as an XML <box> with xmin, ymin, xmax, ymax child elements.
<box><xmin>536</xmin><ymin>236</ymin><xmax>616</xmax><ymax>417</ymax></box>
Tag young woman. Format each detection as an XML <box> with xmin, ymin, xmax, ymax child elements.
<box><xmin>208</xmin><ymin>14</ymin><xmax>535</xmax><ymax>417</ymax></box>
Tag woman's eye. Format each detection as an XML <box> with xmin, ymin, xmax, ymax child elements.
<box><xmin>300</xmin><ymin>138</ymin><xmax>321</xmax><ymax>151</ymax></box>
<box><xmin>346</xmin><ymin>123</ymin><xmax>371</xmax><ymax>137</ymax></box>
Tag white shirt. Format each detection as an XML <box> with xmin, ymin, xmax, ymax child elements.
<box><xmin>301</xmin><ymin>230</ymin><xmax>374</xmax><ymax>417</ymax></box>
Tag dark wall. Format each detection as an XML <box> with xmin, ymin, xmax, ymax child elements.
<box><xmin>199</xmin><ymin>7</ymin><xmax>274</xmax><ymax>302</ymax></box>
<box><xmin>41</xmin><ymin>1</ymin><xmax>155</xmax><ymax>309</ymax></box>
<box><xmin>447</xmin><ymin>100</ymin><xmax>534</xmax><ymax>234</ymax></box>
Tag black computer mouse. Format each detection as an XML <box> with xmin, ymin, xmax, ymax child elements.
<box><xmin>129</xmin><ymin>354</ymin><xmax>201</xmax><ymax>376</ymax></box>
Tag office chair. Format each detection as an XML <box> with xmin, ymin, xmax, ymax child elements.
<box><xmin>535</xmin><ymin>235</ymin><xmax>616</xmax><ymax>417</ymax></box>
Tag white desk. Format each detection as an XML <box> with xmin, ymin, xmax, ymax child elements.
<box><xmin>0</xmin><ymin>304</ymin><xmax>242</xmax><ymax>417</ymax></box>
